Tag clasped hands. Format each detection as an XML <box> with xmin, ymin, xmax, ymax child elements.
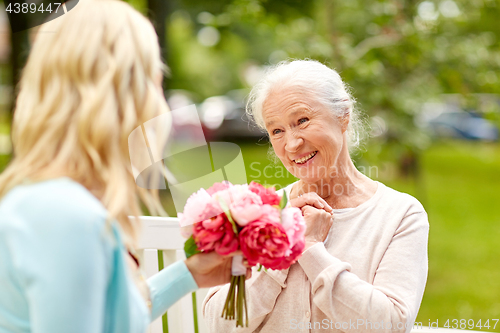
<box><xmin>289</xmin><ymin>192</ymin><xmax>334</xmax><ymax>251</ymax></box>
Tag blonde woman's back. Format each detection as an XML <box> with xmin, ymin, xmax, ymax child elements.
<box><xmin>0</xmin><ymin>1</ymin><xmax>201</xmax><ymax>332</ymax></box>
<box><xmin>0</xmin><ymin>0</ymin><xmax>169</xmax><ymax>243</ymax></box>
<box><xmin>0</xmin><ymin>177</ymin><xmax>154</xmax><ymax>333</ymax></box>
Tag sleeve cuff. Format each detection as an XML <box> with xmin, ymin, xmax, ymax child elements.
<box><xmin>147</xmin><ymin>260</ymin><xmax>198</xmax><ymax>320</ymax></box>
<box><xmin>177</xmin><ymin>260</ymin><xmax>199</xmax><ymax>290</ymax></box>
<box><xmin>298</xmin><ymin>242</ymin><xmax>351</xmax><ymax>283</ymax></box>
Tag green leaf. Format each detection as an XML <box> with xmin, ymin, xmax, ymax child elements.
<box><xmin>279</xmin><ymin>191</ymin><xmax>288</xmax><ymax>209</ymax></box>
<box><xmin>184</xmin><ymin>235</ymin><xmax>201</xmax><ymax>259</ymax></box>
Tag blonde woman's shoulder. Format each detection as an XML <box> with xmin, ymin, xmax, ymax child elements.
<box><xmin>0</xmin><ymin>177</ymin><xmax>108</xmax><ymax>231</ymax></box>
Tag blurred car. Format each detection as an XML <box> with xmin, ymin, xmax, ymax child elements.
<box><xmin>198</xmin><ymin>89</ymin><xmax>266</xmax><ymax>141</ymax></box>
<box><xmin>416</xmin><ymin>99</ymin><xmax>499</xmax><ymax>141</ymax></box>
<box><xmin>165</xmin><ymin>89</ymin><xmax>207</xmax><ymax>143</ymax></box>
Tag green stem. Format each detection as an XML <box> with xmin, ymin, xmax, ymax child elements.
<box><xmin>237</xmin><ymin>276</ymin><xmax>242</xmax><ymax>327</ymax></box>
<box><xmin>242</xmin><ymin>276</ymin><xmax>248</xmax><ymax>327</ymax></box>
<box><xmin>221</xmin><ymin>276</ymin><xmax>236</xmax><ymax>319</ymax></box>
<box><xmin>221</xmin><ymin>275</ymin><xmax>248</xmax><ymax>327</ymax></box>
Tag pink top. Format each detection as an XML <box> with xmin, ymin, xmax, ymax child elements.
<box><xmin>202</xmin><ymin>181</ymin><xmax>429</xmax><ymax>333</ymax></box>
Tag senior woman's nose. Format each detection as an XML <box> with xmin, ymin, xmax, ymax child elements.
<box><xmin>285</xmin><ymin>134</ymin><xmax>304</xmax><ymax>153</ymax></box>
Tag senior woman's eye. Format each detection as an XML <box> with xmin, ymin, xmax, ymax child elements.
<box><xmin>272</xmin><ymin>128</ymin><xmax>283</xmax><ymax>135</ymax></box>
<box><xmin>298</xmin><ymin>117</ymin><xmax>309</xmax><ymax>125</ymax></box>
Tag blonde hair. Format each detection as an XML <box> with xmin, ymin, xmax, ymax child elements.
<box><xmin>0</xmin><ymin>0</ymin><xmax>169</xmax><ymax>245</ymax></box>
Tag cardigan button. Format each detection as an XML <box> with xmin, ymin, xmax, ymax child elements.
<box><xmin>305</xmin><ymin>311</ymin><xmax>310</xmax><ymax>318</ymax></box>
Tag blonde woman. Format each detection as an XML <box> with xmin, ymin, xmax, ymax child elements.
<box><xmin>0</xmin><ymin>1</ymin><xmax>247</xmax><ymax>332</ymax></box>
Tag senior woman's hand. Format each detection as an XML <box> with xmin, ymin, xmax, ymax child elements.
<box><xmin>289</xmin><ymin>192</ymin><xmax>334</xmax><ymax>250</ymax></box>
<box><xmin>289</xmin><ymin>192</ymin><xmax>333</xmax><ymax>212</ymax></box>
<box><xmin>301</xmin><ymin>205</ymin><xmax>334</xmax><ymax>251</ymax></box>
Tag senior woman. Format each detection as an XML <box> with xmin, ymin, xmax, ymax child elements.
<box><xmin>202</xmin><ymin>60</ymin><xmax>429</xmax><ymax>333</ymax></box>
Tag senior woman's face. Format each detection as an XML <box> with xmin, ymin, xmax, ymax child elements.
<box><xmin>262</xmin><ymin>86</ymin><xmax>347</xmax><ymax>183</ymax></box>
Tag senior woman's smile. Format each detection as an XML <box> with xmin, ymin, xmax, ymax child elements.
<box><xmin>292</xmin><ymin>151</ymin><xmax>317</xmax><ymax>165</ymax></box>
<box><xmin>262</xmin><ymin>84</ymin><xmax>349</xmax><ymax>185</ymax></box>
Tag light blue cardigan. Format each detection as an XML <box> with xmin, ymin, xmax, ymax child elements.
<box><xmin>0</xmin><ymin>178</ymin><xmax>198</xmax><ymax>333</ymax></box>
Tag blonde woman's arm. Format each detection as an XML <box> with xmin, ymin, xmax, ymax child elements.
<box><xmin>148</xmin><ymin>250</ymin><xmax>249</xmax><ymax>321</ymax></box>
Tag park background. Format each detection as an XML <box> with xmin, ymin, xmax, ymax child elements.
<box><xmin>1</xmin><ymin>0</ymin><xmax>499</xmax><ymax>330</ymax></box>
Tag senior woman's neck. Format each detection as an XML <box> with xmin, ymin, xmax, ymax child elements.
<box><xmin>294</xmin><ymin>151</ymin><xmax>377</xmax><ymax>209</ymax></box>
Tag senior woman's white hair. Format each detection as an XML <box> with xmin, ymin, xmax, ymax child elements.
<box><xmin>246</xmin><ymin>59</ymin><xmax>366</xmax><ymax>151</ymax></box>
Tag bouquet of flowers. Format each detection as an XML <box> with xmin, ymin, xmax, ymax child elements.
<box><xmin>178</xmin><ymin>181</ymin><xmax>306</xmax><ymax>327</ymax></box>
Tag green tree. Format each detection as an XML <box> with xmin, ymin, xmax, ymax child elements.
<box><xmin>160</xmin><ymin>0</ymin><xmax>500</xmax><ymax>181</ymax></box>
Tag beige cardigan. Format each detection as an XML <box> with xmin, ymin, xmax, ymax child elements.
<box><xmin>202</xmin><ymin>182</ymin><xmax>429</xmax><ymax>332</ymax></box>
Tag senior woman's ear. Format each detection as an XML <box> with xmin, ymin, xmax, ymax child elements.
<box><xmin>339</xmin><ymin>113</ymin><xmax>350</xmax><ymax>133</ymax></box>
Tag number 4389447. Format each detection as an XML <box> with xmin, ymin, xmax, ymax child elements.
<box><xmin>6</xmin><ymin>2</ymin><xmax>63</xmax><ymax>14</ymax></box>
<box><xmin>444</xmin><ymin>319</ymin><xmax>499</xmax><ymax>330</ymax></box>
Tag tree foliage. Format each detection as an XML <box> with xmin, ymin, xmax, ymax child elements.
<box><xmin>152</xmin><ymin>0</ymin><xmax>500</xmax><ymax>164</ymax></box>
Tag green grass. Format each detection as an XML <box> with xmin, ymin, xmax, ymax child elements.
<box><xmin>234</xmin><ymin>139</ymin><xmax>500</xmax><ymax>331</ymax></box>
<box><xmin>413</xmin><ymin>142</ymin><xmax>500</xmax><ymax>331</ymax></box>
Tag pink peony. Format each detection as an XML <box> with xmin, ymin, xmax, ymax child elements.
<box><xmin>206</xmin><ymin>181</ymin><xmax>232</xmax><ymax>195</ymax></box>
<box><xmin>192</xmin><ymin>214</ymin><xmax>239</xmax><ymax>255</ymax></box>
<box><xmin>280</xmin><ymin>207</ymin><xmax>306</xmax><ymax>248</ymax></box>
<box><xmin>269</xmin><ymin>241</ymin><xmax>305</xmax><ymax>270</ymax></box>
<box><xmin>179</xmin><ymin>188</ymin><xmax>222</xmax><ymax>227</ymax></box>
<box><xmin>239</xmin><ymin>219</ymin><xmax>290</xmax><ymax>270</ymax></box>
<box><xmin>212</xmin><ymin>184</ymin><xmax>246</xmax><ymax>207</ymax></box>
<box><xmin>217</xmin><ymin>229</ymin><xmax>240</xmax><ymax>255</ymax></box>
<box><xmin>248</xmin><ymin>182</ymin><xmax>281</xmax><ymax>206</ymax></box>
<box><xmin>229</xmin><ymin>189</ymin><xmax>263</xmax><ymax>226</ymax></box>
<box><xmin>259</xmin><ymin>204</ymin><xmax>281</xmax><ymax>224</ymax></box>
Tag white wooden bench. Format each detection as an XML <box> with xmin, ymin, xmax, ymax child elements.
<box><xmin>136</xmin><ymin>216</ymin><xmax>209</xmax><ymax>333</ymax></box>
<box><xmin>136</xmin><ymin>216</ymin><xmax>481</xmax><ymax>333</ymax></box>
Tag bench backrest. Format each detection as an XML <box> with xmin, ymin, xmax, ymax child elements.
<box><xmin>136</xmin><ymin>216</ymin><xmax>209</xmax><ymax>333</ymax></box>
